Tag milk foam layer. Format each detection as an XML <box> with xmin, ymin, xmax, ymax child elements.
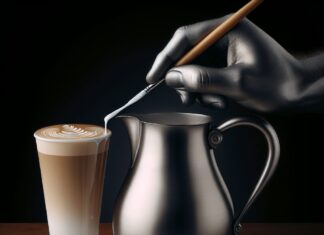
<box><xmin>34</xmin><ymin>124</ymin><xmax>111</xmax><ymax>156</ymax></box>
<box><xmin>45</xmin><ymin>125</ymin><xmax>97</xmax><ymax>138</ymax></box>
<box><xmin>35</xmin><ymin>124</ymin><xmax>107</xmax><ymax>140</ymax></box>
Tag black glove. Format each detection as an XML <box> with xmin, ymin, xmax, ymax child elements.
<box><xmin>146</xmin><ymin>16</ymin><xmax>324</xmax><ymax>112</ymax></box>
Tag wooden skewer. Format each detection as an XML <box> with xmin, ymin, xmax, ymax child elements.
<box><xmin>176</xmin><ymin>0</ymin><xmax>263</xmax><ymax>66</ymax></box>
<box><xmin>104</xmin><ymin>0</ymin><xmax>263</xmax><ymax>126</ymax></box>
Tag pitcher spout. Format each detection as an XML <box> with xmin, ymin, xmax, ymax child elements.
<box><xmin>118</xmin><ymin>115</ymin><xmax>141</xmax><ymax>164</ymax></box>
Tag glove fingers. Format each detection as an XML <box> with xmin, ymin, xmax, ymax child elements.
<box><xmin>175</xmin><ymin>89</ymin><xmax>196</xmax><ymax>105</ymax></box>
<box><xmin>165</xmin><ymin>64</ymin><xmax>246</xmax><ymax>99</ymax></box>
<box><xmin>196</xmin><ymin>94</ymin><xmax>226</xmax><ymax>109</ymax></box>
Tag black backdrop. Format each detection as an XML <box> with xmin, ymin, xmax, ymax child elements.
<box><xmin>2</xmin><ymin>2</ymin><xmax>324</xmax><ymax>222</ymax></box>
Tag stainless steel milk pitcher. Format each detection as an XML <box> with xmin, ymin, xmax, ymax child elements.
<box><xmin>113</xmin><ymin>113</ymin><xmax>280</xmax><ymax>235</ymax></box>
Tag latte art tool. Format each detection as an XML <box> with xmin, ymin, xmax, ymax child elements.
<box><xmin>104</xmin><ymin>0</ymin><xmax>263</xmax><ymax>130</ymax></box>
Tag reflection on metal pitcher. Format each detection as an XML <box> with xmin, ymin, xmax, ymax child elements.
<box><xmin>113</xmin><ymin>113</ymin><xmax>280</xmax><ymax>235</ymax></box>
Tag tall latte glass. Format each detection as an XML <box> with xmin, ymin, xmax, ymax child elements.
<box><xmin>34</xmin><ymin>124</ymin><xmax>111</xmax><ymax>235</ymax></box>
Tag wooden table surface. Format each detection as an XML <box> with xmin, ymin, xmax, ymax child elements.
<box><xmin>0</xmin><ymin>223</ymin><xmax>324</xmax><ymax>235</ymax></box>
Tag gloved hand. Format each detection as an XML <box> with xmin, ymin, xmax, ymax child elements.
<box><xmin>146</xmin><ymin>16</ymin><xmax>323</xmax><ymax>112</ymax></box>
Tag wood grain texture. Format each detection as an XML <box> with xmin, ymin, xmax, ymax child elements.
<box><xmin>0</xmin><ymin>223</ymin><xmax>324</xmax><ymax>235</ymax></box>
<box><xmin>176</xmin><ymin>0</ymin><xmax>263</xmax><ymax>66</ymax></box>
<box><xmin>0</xmin><ymin>223</ymin><xmax>112</xmax><ymax>235</ymax></box>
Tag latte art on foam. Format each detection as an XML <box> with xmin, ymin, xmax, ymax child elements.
<box><xmin>43</xmin><ymin>125</ymin><xmax>98</xmax><ymax>139</ymax></box>
<box><xmin>35</xmin><ymin>124</ymin><xmax>108</xmax><ymax>141</ymax></box>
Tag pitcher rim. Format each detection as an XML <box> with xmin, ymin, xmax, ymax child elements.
<box><xmin>118</xmin><ymin>112</ymin><xmax>212</xmax><ymax>127</ymax></box>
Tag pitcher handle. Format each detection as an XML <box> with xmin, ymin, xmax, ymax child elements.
<box><xmin>209</xmin><ymin>116</ymin><xmax>280</xmax><ymax>234</ymax></box>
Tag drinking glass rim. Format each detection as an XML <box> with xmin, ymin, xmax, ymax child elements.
<box><xmin>34</xmin><ymin>124</ymin><xmax>112</xmax><ymax>143</ymax></box>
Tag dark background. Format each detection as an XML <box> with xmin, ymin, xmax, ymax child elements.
<box><xmin>2</xmin><ymin>2</ymin><xmax>324</xmax><ymax>223</ymax></box>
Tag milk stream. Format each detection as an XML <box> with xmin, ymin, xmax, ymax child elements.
<box><xmin>104</xmin><ymin>89</ymin><xmax>147</xmax><ymax>133</ymax></box>
<box><xmin>103</xmin><ymin>79</ymin><xmax>164</xmax><ymax>133</ymax></box>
